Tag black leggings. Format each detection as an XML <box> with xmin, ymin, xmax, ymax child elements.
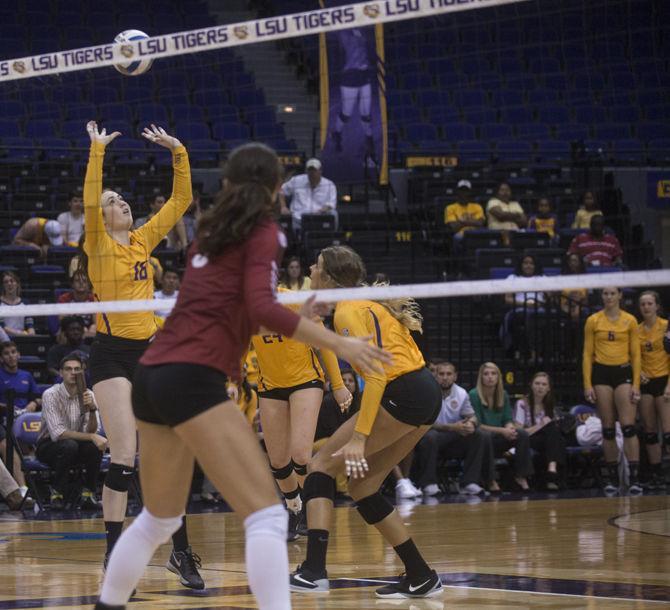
<box><xmin>37</xmin><ymin>439</ymin><xmax>103</xmax><ymax>493</ymax></box>
<box><xmin>529</xmin><ymin>421</ymin><xmax>566</xmax><ymax>466</ymax></box>
<box><xmin>492</xmin><ymin>429</ymin><xmax>533</xmax><ymax>478</ymax></box>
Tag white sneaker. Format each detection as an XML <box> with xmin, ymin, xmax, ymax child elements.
<box><xmin>422</xmin><ymin>484</ymin><xmax>440</xmax><ymax>496</ymax></box>
<box><xmin>408</xmin><ymin>481</ymin><xmax>423</xmax><ymax>497</ymax></box>
<box><xmin>460</xmin><ymin>483</ymin><xmax>484</xmax><ymax>495</ymax></box>
<box><xmin>395</xmin><ymin>478</ymin><xmax>418</xmax><ymax>499</ymax></box>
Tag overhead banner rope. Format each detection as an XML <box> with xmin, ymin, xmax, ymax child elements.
<box><xmin>0</xmin><ymin>0</ymin><xmax>529</xmax><ymax>82</ymax></box>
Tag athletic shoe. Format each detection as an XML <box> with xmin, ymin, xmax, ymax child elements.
<box><xmin>5</xmin><ymin>489</ymin><xmax>34</xmax><ymax>510</ymax></box>
<box><xmin>460</xmin><ymin>483</ymin><xmax>485</xmax><ymax>495</ymax></box>
<box><xmin>80</xmin><ymin>489</ymin><xmax>100</xmax><ymax>510</ymax></box>
<box><xmin>50</xmin><ymin>489</ymin><xmax>64</xmax><ymax>510</ymax></box>
<box><xmin>408</xmin><ymin>480</ymin><xmax>422</xmax><ymax>496</ymax></box>
<box><xmin>289</xmin><ymin>563</ymin><xmax>329</xmax><ymax>592</ymax></box>
<box><xmin>396</xmin><ymin>478</ymin><xmax>420</xmax><ymax>499</ymax></box>
<box><xmin>422</xmin><ymin>484</ymin><xmax>440</xmax><ymax>496</ymax></box>
<box><xmin>296</xmin><ymin>508</ymin><xmax>308</xmax><ymax>536</ymax></box>
<box><xmin>375</xmin><ymin>570</ymin><xmax>443</xmax><ymax>599</ymax></box>
<box><xmin>287</xmin><ymin>510</ymin><xmax>301</xmax><ymax>542</ymax></box>
<box><xmin>602</xmin><ymin>475</ymin><xmax>619</xmax><ymax>495</ymax></box>
<box><xmin>628</xmin><ymin>478</ymin><xmax>644</xmax><ymax>495</ymax></box>
<box><xmin>167</xmin><ymin>546</ymin><xmax>205</xmax><ymax>590</ymax></box>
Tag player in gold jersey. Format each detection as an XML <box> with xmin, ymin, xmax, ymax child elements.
<box><xmin>82</xmin><ymin>122</ymin><xmax>203</xmax><ymax>588</ymax></box>
<box><xmin>638</xmin><ymin>291</ymin><xmax>670</xmax><ymax>489</ymax></box>
<box><xmin>290</xmin><ymin>246</ymin><xmax>443</xmax><ymax>599</ymax></box>
<box><xmin>583</xmin><ymin>286</ymin><xmax>642</xmax><ymax>494</ymax></box>
<box><xmin>252</xmin><ymin>286</ymin><xmax>352</xmax><ymax>540</ymax></box>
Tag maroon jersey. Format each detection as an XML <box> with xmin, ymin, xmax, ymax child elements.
<box><xmin>141</xmin><ymin>219</ymin><xmax>300</xmax><ymax>381</ymax></box>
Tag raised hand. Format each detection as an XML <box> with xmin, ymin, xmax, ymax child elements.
<box><xmin>86</xmin><ymin>121</ymin><xmax>121</xmax><ymax>146</ymax></box>
<box><xmin>142</xmin><ymin>124</ymin><xmax>182</xmax><ymax>149</ymax></box>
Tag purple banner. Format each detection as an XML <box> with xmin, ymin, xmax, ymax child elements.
<box><xmin>319</xmin><ymin>1</ymin><xmax>388</xmax><ymax>185</ymax></box>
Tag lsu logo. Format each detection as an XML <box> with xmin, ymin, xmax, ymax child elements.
<box><xmin>120</xmin><ymin>44</ymin><xmax>134</xmax><ymax>58</ymax></box>
<box><xmin>233</xmin><ymin>26</ymin><xmax>249</xmax><ymax>40</ymax></box>
<box><xmin>12</xmin><ymin>60</ymin><xmax>26</xmax><ymax>74</ymax></box>
<box><xmin>657</xmin><ymin>180</ymin><xmax>670</xmax><ymax>198</ymax></box>
<box><xmin>363</xmin><ymin>4</ymin><xmax>380</xmax><ymax>18</ymax></box>
<box><xmin>23</xmin><ymin>421</ymin><xmax>41</xmax><ymax>433</ymax></box>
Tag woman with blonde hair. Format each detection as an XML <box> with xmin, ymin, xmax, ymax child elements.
<box><xmin>290</xmin><ymin>245</ymin><xmax>443</xmax><ymax>599</ymax></box>
<box><xmin>469</xmin><ymin>362</ymin><xmax>532</xmax><ymax>491</ymax></box>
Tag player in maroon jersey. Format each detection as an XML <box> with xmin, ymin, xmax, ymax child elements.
<box><xmin>95</xmin><ymin>143</ymin><xmax>389</xmax><ymax>610</ymax></box>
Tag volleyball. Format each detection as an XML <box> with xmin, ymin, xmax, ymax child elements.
<box><xmin>113</xmin><ymin>29</ymin><xmax>153</xmax><ymax>76</ymax></box>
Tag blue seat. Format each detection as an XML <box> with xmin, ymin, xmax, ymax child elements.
<box><xmin>528</xmin><ymin>88</ymin><xmax>559</xmax><ymax>104</ymax></box>
<box><xmin>37</xmin><ymin>138</ymin><xmax>73</xmax><ymax>160</ymax></box>
<box><xmin>574</xmin><ymin>106</ymin><xmax>607</xmax><ymax>124</ymax></box>
<box><xmin>638</xmin><ymin>123</ymin><xmax>670</xmax><ymax>140</ymax></box>
<box><xmin>3</xmin><ymin>137</ymin><xmax>35</xmax><ymax>161</ymax></box>
<box><xmin>29</xmin><ymin>101</ymin><xmax>61</xmax><ymax>121</ymax></box>
<box><xmin>64</xmin><ymin>103</ymin><xmax>97</xmax><ymax>122</ymax></box>
<box><xmin>500</xmin><ymin>107</ymin><xmax>533</xmax><ymax>124</ymax></box>
<box><xmin>0</xmin><ymin>100</ymin><xmax>25</xmax><ymax>119</ymax></box>
<box><xmin>445</xmin><ymin>123</ymin><xmax>475</xmax><ymax>141</ymax></box>
<box><xmin>647</xmin><ymin>139</ymin><xmax>670</xmax><ymax>164</ymax></box>
<box><xmin>212</xmin><ymin>122</ymin><xmax>250</xmax><ymax>141</ymax></box>
<box><xmin>538</xmin><ymin>105</ymin><xmax>570</xmax><ymax>125</ymax></box>
<box><xmin>611</xmin><ymin>139</ymin><xmax>645</xmax><ymax>163</ymax></box>
<box><xmin>186</xmin><ymin>139</ymin><xmax>220</xmax><ymax>163</ymax></box>
<box><xmin>556</xmin><ymin>123</ymin><xmax>590</xmax><ymax>140</ymax></box>
<box><xmin>490</xmin><ymin>266</ymin><xmax>514</xmax><ymax>280</ymax></box>
<box><xmin>0</xmin><ymin>120</ymin><xmax>21</xmax><ymax>138</ymax></box>
<box><xmin>537</xmin><ymin>139</ymin><xmax>571</xmax><ymax>162</ymax></box>
<box><xmin>457</xmin><ymin>141</ymin><xmax>492</xmax><ymax>163</ymax></box>
<box><xmin>516</xmin><ymin>124</ymin><xmax>550</xmax><ymax>139</ymax></box>
<box><xmin>137</xmin><ymin>103</ymin><xmax>169</xmax><ymax>125</ymax></box>
<box><xmin>11</xmin><ymin>413</ymin><xmax>51</xmax><ymax>511</ymax></box>
<box><xmin>496</xmin><ymin>139</ymin><xmax>533</xmax><ymax>163</ymax></box>
<box><xmin>596</xmin><ymin>124</ymin><xmax>631</xmax><ymax>140</ymax></box>
<box><xmin>480</xmin><ymin>124</ymin><xmax>512</xmax><ymax>140</ymax></box>
<box><xmin>97</xmin><ymin>104</ymin><xmax>134</xmax><ymax>124</ymax></box>
<box><xmin>586</xmin><ymin>266</ymin><xmax>623</xmax><ymax>274</ymax></box>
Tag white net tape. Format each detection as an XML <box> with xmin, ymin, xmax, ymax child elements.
<box><xmin>1</xmin><ymin>269</ymin><xmax>668</xmax><ymax>319</ymax></box>
<box><xmin>0</xmin><ymin>0</ymin><xmax>528</xmax><ymax>82</ymax></box>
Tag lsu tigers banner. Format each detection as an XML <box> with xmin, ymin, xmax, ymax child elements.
<box><xmin>648</xmin><ymin>171</ymin><xmax>670</xmax><ymax>209</ymax></box>
<box><xmin>319</xmin><ymin>1</ymin><xmax>388</xmax><ymax>185</ymax></box>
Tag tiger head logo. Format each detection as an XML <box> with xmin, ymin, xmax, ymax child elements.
<box><xmin>234</xmin><ymin>26</ymin><xmax>249</xmax><ymax>40</ymax></box>
<box><xmin>120</xmin><ymin>44</ymin><xmax>134</xmax><ymax>59</ymax></box>
<box><xmin>363</xmin><ymin>4</ymin><xmax>380</xmax><ymax>18</ymax></box>
<box><xmin>12</xmin><ymin>60</ymin><xmax>26</xmax><ymax>74</ymax></box>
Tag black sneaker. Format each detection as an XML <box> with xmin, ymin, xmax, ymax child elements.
<box><xmin>375</xmin><ymin>570</ymin><xmax>442</xmax><ymax>599</ymax></box>
<box><xmin>628</xmin><ymin>477</ymin><xmax>644</xmax><ymax>495</ymax></box>
<box><xmin>94</xmin><ymin>602</ymin><xmax>125</xmax><ymax>610</ymax></box>
<box><xmin>287</xmin><ymin>510</ymin><xmax>301</xmax><ymax>542</ymax></box>
<box><xmin>167</xmin><ymin>546</ymin><xmax>205</xmax><ymax>590</ymax></box>
<box><xmin>80</xmin><ymin>488</ymin><xmax>100</xmax><ymax>510</ymax></box>
<box><xmin>289</xmin><ymin>563</ymin><xmax>329</xmax><ymax>592</ymax></box>
<box><xmin>602</xmin><ymin>474</ymin><xmax>619</xmax><ymax>494</ymax></box>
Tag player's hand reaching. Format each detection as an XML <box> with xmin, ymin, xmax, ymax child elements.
<box><xmin>142</xmin><ymin>124</ymin><xmax>182</xmax><ymax>149</ymax></box>
<box><xmin>86</xmin><ymin>121</ymin><xmax>121</xmax><ymax>146</ymax></box>
<box><xmin>333</xmin><ymin>386</ymin><xmax>353</xmax><ymax>412</ymax></box>
<box><xmin>335</xmin><ymin>334</ymin><xmax>391</xmax><ymax>375</ymax></box>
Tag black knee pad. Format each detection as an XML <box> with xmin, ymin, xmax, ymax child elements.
<box><xmin>602</xmin><ymin>427</ymin><xmax>616</xmax><ymax>441</ymax></box>
<box><xmin>622</xmin><ymin>425</ymin><xmax>637</xmax><ymax>438</ymax></box>
<box><xmin>663</xmin><ymin>433</ymin><xmax>670</xmax><ymax>447</ymax></box>
<box><xmin>292</xmin><ymin>460</ymin><xmax>307</xmax><ymax>476</ymax></box>
<box><xmin>303</xmin><ymin>471</ymin><xmax>336</xmax><ymax>504</ymax></box>
<box><xmin>360</xmin><ymin>114</ymin><xmax>371</xmax><ymax>123</ymax></box>
<box><xmin>338</xmin><ymin>111</ymin><xmax>351</xmax><ymax>123</ymax></box>
<box><xmin>105</xmin><ymin>463</ymin><xmax>135</xmax><ymax>493</ymax></box>
<box><xmin>356</xmin><ymin>492</ymin><xmax>394</xmax><ymax>525</ymax></box>
<box><xmin>644</xmin><ymin>432</ymin><xmax>660</xmax><ymax>445</ymax></box>
<box><xmin>270</xmin><ymin>462</ymin><xmax>293</xmax><ymax>481</ymax></box>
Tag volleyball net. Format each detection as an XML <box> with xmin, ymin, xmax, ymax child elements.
<box><xmin>0</xmin><ymin>0</ymin><xmax>668</xmax><ymax>398</ymax></box>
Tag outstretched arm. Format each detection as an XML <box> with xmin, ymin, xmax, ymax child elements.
<box><xmin>136</xmin><ymin>125</ymin><xmax>192</xmax><ymax>251</ymax></box>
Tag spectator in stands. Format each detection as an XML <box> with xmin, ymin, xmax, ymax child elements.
<box><xmin>47</xmin><ymin>316</ymin><xmax>91</xmax><ymax>380</ymax></box>
<box><xmin>154</xmin><ymin>269</ymin><xmax>180</xmax><ymax>320</ymax></box>
<box><xmin>470</xmin><ymin>362</ymin><xmax>532</xmax><ymax>491</ymax></box>
<box><xmin>568</xmin><ymin>215</ymin><xmax>623</xmax><ymax>268</ymax></box>
<box><xmin>12</xmin><ymin>217</ymin><xmax>64</xmax><ymax>256</ymax></box>
<box><xmin>0</xmin><ymin>341</ymin><xmax>41</xmax><ymax>414</ymax></box>
<box><xmin>57</xmin><ymin>271</ymin><xmax>96</xmax><ymax>338</ymax></box>
<box><xmin>57</xmin><ymin>192</ymin><xmax>85</xmax><ymax>246</ymax></box>
<box><xmin>486</xmin><ymin>182</ymin><xmax>527</xmax><ymax>243</ymax></box>
<box><xmin>37</xmin><ymin>354</ymin><xmax>106</xmax><ymax>509</ymax></box>
<box><xmin>413</xmin><ymin>361</ymin><xmax>492</xmax><ymax>496</ymax></box>
<box><xmin>528</xmin><ymin>196</ymin><xmax>558</xmax><ymax>239</ymax></box>
<box><xmin>279</xmin><ymin>158</ymin><xmax>337</xmax><ymax>232</ymax></box>
<box><xmin>181</xmin><ymin>190</ymin><xmax>202</xmax><ymax>244</ymax></box>
<box><xmin>513</xmin><ymin>372</ymin><xmax>566</xmax><ymax>490</ymax></box>
<box><xmin>444</xmin><ymin>180</ymin><xmax>485</xmax><ymax>239</ymax></box>
<box><xmin>279</xmin><ymin>256</ymin><xmax>311</xmax><ymax>291</ymax></box>
<box><xmin>134</xmin><ymin>194</ymin><xmax>188</xmax><ymax>251</ymax></box>
<box><xmin>0</xmin><ymin>271</ymin><xmax>35</xmax><ymax>337</ymax></box>
<box><xmin>571</xmin><ymin>190</ymin><xmax>603</xmax><ymax>230</ymax></box>
<box><xmin>501</xmin><ymin>255</ymin><xmax>547</xmax><ymax>361</ymax></box>
<box><xmin>314</xmin><ymin>369</ymin><xmax>360</xmax><ymax>495</ymax></box>
<box><xmin>561</xmin><ymin>253</ymin><xmax>588</xmax><ymax>321</ymax></box>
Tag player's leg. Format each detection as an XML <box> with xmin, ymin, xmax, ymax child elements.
<box><xmin>176</xmin><ymin>401</ymin><xmax>290</xmax><ymax>610</ymax></box>
<box><xmin>615</xmin><ymin>383</ymin><xmax>642</xmax><ymax>493</ymax></box>
<box><xmin>640</xmin><ymin>393</ymin><xmax>662</xmax><ymax>486</ymax></box>
<box><xmin>96</xmin><ymin>421</ymin><xmax>193</xmax><ymax>609</ymax></box>
<box><xmin>594</xmin><ymin>384</ymin><xmax>619</xmax><ymax>491</ymax></box>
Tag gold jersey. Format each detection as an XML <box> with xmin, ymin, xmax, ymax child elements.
<box><xmin>83</xmin><ymin>141</ymin><xmax>192</xmax><ymax>340</ymax></box>
<box><xmin>639</xmin><ymin>317</ymin><xmax>670</xmax><ymax>379</ymax></box>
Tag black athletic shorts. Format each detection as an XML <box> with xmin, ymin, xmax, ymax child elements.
<box><xmin>641</xmin><ymin>375</ymin><xmax>669</xmax><ymax>398</ymax></box>
<box><xmin>258</xmin><ymin>379</ymin><xmax>324</xmax><ymax>402</ymax></box>
<box><xmin>132</xmin><ymin>362</ymin><xmax>229</xmax><ymax>427</ymax></box>
<box><xmin>341</xmin><ymin>68</ymin><xmax>371</xmax><ymax>88</ymax></box>
<box><xmin>381</xmin><ymin>367</ymin><xmax>442</xmax><ymax>427</ymax></box>
<box><xmin>592</xmin><ymin>362</ymin><xmax>633</xmax><ymax>389</ymax></box>
<box><xmin>89</xmin><ymin>333</ymin><xmax>151</xmax><ymax>386</ymax></box>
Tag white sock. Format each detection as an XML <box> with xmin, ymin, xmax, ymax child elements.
<box><xmin>100</xmin><ymin>509</ymin><xmax>182</xmax><ymax>605</ymax></box>
<box><xmin>286</xmin><ymin>494</ymin><xmax>302</xmax><ymax>514</ymax></box>
<box><xmin>244</xmin><ymin>504</ymin><xmax>290</xmax><ymax>610</ymax></box>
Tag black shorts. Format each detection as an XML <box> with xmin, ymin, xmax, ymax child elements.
<box><xmin>381</xmin><ymin>367</ymin><xmax>442</xmax><ymax>427</ymax></box>
<box><xmin>592</xmin><ymin>362</ymin><xmax>633</xmax><ymax>389</ymax></box>
<box><xmin>341</xmin><ymin>69</ymin><xmax>371</xmax><ymax>88</ymax></box>
<box><xmin>89</xmin><ymin>333</ymin><xmax>151</xmax><ymax>386</ymax></box>
<box><xmin>132</xmin><ymin>362</ymin><xmax>229</xmax><ymax>427</ymax></box>
<box><xmin>258</xmin><ymin>379</ymin><xmax>324</xmax><ymax>402</ymax></box>
<box><xmin>641</xmin><ymin>375</ymin><xmax>669</xmax><ymax>398</ymax></box>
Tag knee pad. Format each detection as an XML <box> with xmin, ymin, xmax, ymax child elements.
<box><xmin>244</xmin><ymin>503</ymin><xmax>287</xmax><ymax>540</ymax></box>
<box><xmin>105</xmin><ymin>463</ymin><xmax>135</xmax><ymax>492</ymax></box>
<box><xmin>270</xmin><ymin>461</ymin><xmax>293</xmax><ymax>481</ymax></box>
<box><xmin>644</xmin><ymin>432</ymin><xmax>660</xmax><ymax>445</ymax></box>
<box><xmin>133</xmin><ymin>508</ymin><xmax>182</xmax><ymax>545</ymax></box>
<box><xmin>303</xmin><ymin>471</ymin><xmax>336</xmax><ymax>504</ymax></box>
<box><xmin>356</xmin><ymin>492</ymin><xmax>394</xmax><ymax>525</ymax></box>
<box><xmin>291</xmin><ymin>460</ymin><xmax>307</xmax><ymax>476</ymax></box>
<box><xmin>663</xmin><ymin>432</ymin><xmax>670</xmax><ymax>447</ymax></box>
<box><xmin>622</xmin><ymin>425</ymin><xmax>637</xmax><ymax>439</ymax></box>
<box><xmin>602</xmin><ymin>427</ymin><xmax>616</xmax><ymax>441</ymax></box>
<box><xmin>338</xmin><ymin>111</ymin><xmax>351</xmax><ymax>123</ymax></box>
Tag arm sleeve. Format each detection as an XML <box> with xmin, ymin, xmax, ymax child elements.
<box><xmin>582</xmin><ymin>316</ymin><xmax>595</xmax><ymax>389</ymax></box>
<box><xmin>445</xmin><ymin>205</ymin><xmax>457</xmax><ymax>224</ymax></box>
<box><xmin>501</xmin><ymin>392</ymin><xmax>513</xmax><ymax>426</ymax></box>
<box><xmin>280</xmin><ymin>178</ymin><xmax>294</xmax><ymax>198</ymax></box>
<box><xmin>473</xmin><ymin>205</ymin><xmax>485</xmax><ymax>220</ymax></box>
<box><xmin>335</xmin><ymin>307</ymin><xmax>386</xmax><ymax>436</ymax></box>
<box><xmin>629</xmin><ymin>320</ymin><xmax>641</xmax><ymax>388</ymax></box>
<box><xmin>41</xmin><ymin>392</ymin><xmax>67</xmax><ymax>442</ymax></box>
<box><xmin>664</xmin><ymin>320</ymin><xmax>670</xmax><ymax>354</ymax></box>
<box><xmin>83</xmin><ymin>141</ymin><xmax>107</xmax><ymax>251</ymax></box>
<box><xmin>135</xmin><ymin>146</ymin><xmax>192</xmax><ymax>251</ymax></box>
<box><xmin>28</xmin><ymin>375</ymin><xmax>39</xmax><ymax>401</ymax></box>
<box><xmin>243</xmin><ymin>225</ymin><xmax>301</xmax><ymax>337</ymax></box>
<box><xmin>460</xmin><ymin>391</ymin><xmax>475</xmax><ymax>418</ymax></box>
<box><xmin>319</xmin><ymin>345</ymin><xmax>345</xmax><ymax>390</ymax></box>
